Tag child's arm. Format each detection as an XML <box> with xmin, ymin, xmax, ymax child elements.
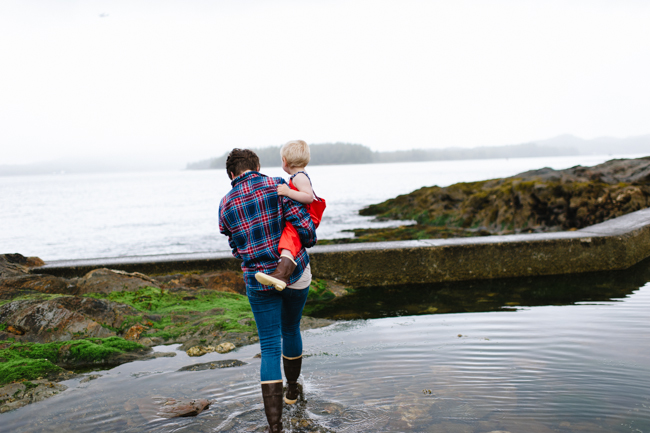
<box><xmin>277</xmin><ymin>174</ymin><xmax>314</xmax><ymax>204</ymax></box>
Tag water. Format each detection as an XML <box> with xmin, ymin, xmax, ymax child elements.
<box><xmin>2</xmin><ymin>153</ymin><xmax>646</xmax><ymax>261</ymax></box>
<box><xmin>3</xmin><ymin>260</ymin><xmax>650</xmax><ymax>432</ymax></box>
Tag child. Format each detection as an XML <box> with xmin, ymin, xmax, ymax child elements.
<box><xmin>255</xmin><ymin>140</ymin><xmax>325</xmax><ymax>291</ymax></box>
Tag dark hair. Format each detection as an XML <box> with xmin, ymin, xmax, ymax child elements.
<box><xmin>225</xmin><ymin>148</ymin><xmax>260</xmax><ymax>179</ymax></box>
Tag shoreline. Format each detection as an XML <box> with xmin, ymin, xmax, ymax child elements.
<box><xmin>36</xmin><ymin>207</ymin><xmax>650</xmax><ymax>287</ymax></box>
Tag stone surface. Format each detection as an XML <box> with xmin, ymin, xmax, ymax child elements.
<box><xmin>37</xmin><ymin>251</ymin><xmax>241</xmax><ymax>279</ymax></box>
<box><xmin>186</xmin><ymin>341</ymin><xmax>236</xmax><ymax>357</ymax></box>
<box><xmin>53</xmin><ymin>296</ymin><xmax>140</xmax><ymax>330</ymax></box>
<box><xmin>124</xmin><ymin>324</ymin><xmax>146</xmax><ymax>341</ymax></box>
<box><xmin>0</xmin><ymin>253</ymin><xmax>32</xmax><ymax>277</ymax></box>
<box><xmin>178</xmin><ymin>330</ymin><xmax>259</xmax><ymax>352</ymax></box>
<box><xmin>309</xmin><ymin>208</ymin><xmax>650</xmax><ymax>286</ymax></box>
<box><xmin>0</xmin><ymin>274</ymin><xmax>71</xmax><ymax>299</ymax></box>
<box><xmin>360</xmin><ymin>157</ymin><xmax>650</xmax><ymax>236</ymax></box>
<box><xmin>33</xmin><ymin>205</ymin><xmax>650</xmax><ymax>288</ymax></box>
<box><xmin>177</xmin><ymin>359</ymin><xmax>246</xmax><ymax>371</ymax></box>
<box><xmin>153</xmin><ymin>270</ymin><xmax>246</xmax><ymax>295</ymax></box>
<box><xmin>300</xmin><ymin>316</ymin><xmax>335</xmax><ymax>331</ymax></box>
<box><xmin>154</xmin><ymin>397</ymin><xmax>210</xmax><ymax>418</ymax></box>
<box><xmin>0</xmin><ymin>298</ymin><xmax>115</xmax><ymax>343</ymax></box>
<box><xmin>202</xmin><ymin>271</ymin><xmax>246</xmax><ymax>294</ymax></box>
<box><xmin>76</xmin><ymin>268</ymin><xmax>159</xmax><ymax>294</ymax></box>
<box><xmin>79</xmin><ymin>374</ymin><xmax>102</xmax><ymax>383</ymax></box>
<box><xmin>0</xmin><ymin>380</ymin><xmax>68</xmax><ymax>413</ymax></box>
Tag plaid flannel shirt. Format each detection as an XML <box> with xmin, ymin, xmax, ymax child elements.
<box><xmin>218</xmin><ymin>171</ymin><xmax>317</xmax><ymax>292</ymax></box>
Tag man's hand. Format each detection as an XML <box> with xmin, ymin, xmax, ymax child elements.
<box><xmin>277</xmin><ymin>184</ymin><xmax>291</xmax><ymax>197</ymax></box>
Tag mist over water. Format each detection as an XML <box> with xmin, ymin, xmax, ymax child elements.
<box><xmin>1</xmin><ymin>154</ymin><xmax>645</xmax><ymax>261</ymax></box>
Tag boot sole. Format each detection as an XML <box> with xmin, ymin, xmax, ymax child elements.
<box><xmin>255</xmin><ymin>272</ymin><xmax>287</xmax><ymax>291</ymax></box>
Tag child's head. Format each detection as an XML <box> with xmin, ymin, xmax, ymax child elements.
<box><xmin>281</xmin><ymin>140</ymin><xmax>310</xmax><ymax>169</ymax></box>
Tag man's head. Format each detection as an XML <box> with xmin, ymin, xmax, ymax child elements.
<box><xmin>281</xmin><ymin>140</ymin><xmax>310</xmax><ymax>169</ymax></box>
<box><xmin>226</xmin><ymin>148</ymin><xmax>260</xmax><ymax>180</ymax></box>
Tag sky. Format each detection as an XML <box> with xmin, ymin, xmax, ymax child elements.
<box><xmin>1</xmin><ymin>0</ymin><xmax>649</xmax><ymax>168</ymax></box>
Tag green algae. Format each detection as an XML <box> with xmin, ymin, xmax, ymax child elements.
<box><xmin>85</xmin><ymin>286</ymin><xmax>256</xmax><ymax>340</ymax></box>
<box><xmin>307</xmin><ymin>279</ymin><xmax>335</xmax><ymax>303</ymax></box>
<box><xmin>0</xmin><ymin>293</ymin><xmax>70</xmax><ymax>307</ymax></box>
<box><xmin>0</xmin><ymin>337</ymin><xmax>145</xmax><ymax>385</ymax></box>
<box><xmin>0</xmin><ymin>358</ymin><xmax>63</xmax><ymax>385</ymax></box>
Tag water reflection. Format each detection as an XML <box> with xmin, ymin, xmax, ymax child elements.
<box><xmin>306</xmin><ymin>256</ymin><xmax>650</xmax><ymax>320</ymax></box>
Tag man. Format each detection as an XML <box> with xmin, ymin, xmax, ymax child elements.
<box><xmin>218</xmin><ymin>148</ymin><xmax>316</xmax><ymax>432</ymax></box>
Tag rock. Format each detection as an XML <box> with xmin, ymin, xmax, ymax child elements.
<box><xmin>79</xmin><ymin>374</ymin><xmax>102</xmax><ymax>383</ymax></box>
<box><xmin>178</xmin><ymin>274</ymin><xmax>204</xmax><ymax>288</ymax></box>
<box><xmin>57</xmin><ymin>346</ymin><xmax>153</xmax><ymax>368</ymax></box>
<box><xmin>53</xmin><ymin>296</ymin><xmax>140</xmax><ymax>330</ymax></box>
<box><xmin>137</xmin><ymin>337</ymin><xmax>155</xmax><ymax>346</ymax></box>
<box><xmin>6</xmin><ymin>325</ymin><xmax>25</xmax><ymax>335</ymax></box>
<box><xmin>359</xmin><ymin>157</ymin><xmax>650</xmax><ymax>238</ymax></box>
<box><xmin>0</xmin><ymin>274</ymin><xmax>71</xmax><ymax>300</ymax></box>
<box><xmin>177</xmin><ymin>359</ymin><xmax>246</xmax><ymax>371</ymax></box>
<box><xmin>237</xmin><ymin>318</ymin><xmax>254</xmax><ymax>327</ymax></box>
<box><xmin>124</xmin><ymin>324</ymin><xmax>146</xmax><ymax>341</ymax></box>
<box><xmin>154</xmin><ymin>397</ymin><xmax>210</xmax><ymax>418</ymax></box>
<box><xmin>185</xmin><ymin>342</ymin><xmax>235</xmax><ymax>357</ymax></box>
<box><xmin>0</xmin><ymin>254</ymin><xmax>31</xmax><ymax>277</ymax></box>
<box><xmin>215</xmin><ymin>342</ymin><xmax>236</xmax><ymax>353</ymax></box>
<box><xmin>178</xmin><ymin>330</ymin><xmax>258</xmax><ymax>352</ymax></box>
<box><xmin>138</xmin><ymin>336</ymin><xmax>165</xmax><ymax>346</ymax></box>
<box><xmin>76</xmin><ymin>268</ymin><xmax>159</xmax><ymax>295</ymax></box>
<box><xmin>151</xmin><ymin>351</ymin><xmax>176</xmax><ymax>358</ymax></box>
<box><xmin>0</xmin><ymin>380</ymin><xmax>68</xmax><ymax>413</ymax></box>
<box><xmin>186</xmin><ymin>346</ymin><xmax>209</xmax><ymax>357</ymax></box>
<box><xmin>0</xmin><ymin>298</ymin><xmax>115</xmax><ymax>343</ymax></box>
<box><xmin>25</xmin><ymin>257</ymin><xmax>45</xmax><ymax>267</ymax></box>
<box><xmin>300</xmin><ymin>316</ymin><xmax>335</xmax><ymax>331</ymax></box>
<box><xmin>202</xmin><ymin>271</ymin><xmax>246</xmax><ymax>295</ymax></box>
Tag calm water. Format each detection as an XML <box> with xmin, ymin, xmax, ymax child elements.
<box><xmin>2</xmin><ymin>153</ymin><xmax>646</xmax><ymax>261</ymax></box>
<box><xmin>3</xmin><ymin>260</ymin><xmax>650</xmax><ymax>432</ymax></box>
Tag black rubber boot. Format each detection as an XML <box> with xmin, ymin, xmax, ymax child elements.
<box><xmin>255</xmin><ymin>255</ymin><xmax>297</xmax><ymax>291</ymax></box>
<box><xmin>283</xmin><ymin>355</ymin><xmax>302</xmax><ymax>404</ymax></box>
<box><xmin>261</xmin><ymin>381</ymin><xmax>284</xmax><ymax>432</ymax></box>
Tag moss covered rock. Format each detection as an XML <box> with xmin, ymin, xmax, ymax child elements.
<box><xmin>0</xmin><ymin>337</ymin><xmax>148</xmax><ymax>385</ymax></box>
<box><xmin>359</xmin><ymin>157</ymin><xmax>650</xmax><ymax>239</ymax></box>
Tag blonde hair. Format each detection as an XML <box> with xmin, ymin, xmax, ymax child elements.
<box><xmin>281</xmin><ymin>140</ymin><xmax>310</xmax><ymax>168</ymax></box>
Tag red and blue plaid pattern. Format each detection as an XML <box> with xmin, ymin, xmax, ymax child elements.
<box><xmin>219</xmin><ymin>171</ymin><xmax>317</xmax><ymax>291</ymax></box>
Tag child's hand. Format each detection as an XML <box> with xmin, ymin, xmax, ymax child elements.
<box><xmin>277</xmin><ymin>184</ymin><xmax>291</xmax><ymax>197</ymax></box>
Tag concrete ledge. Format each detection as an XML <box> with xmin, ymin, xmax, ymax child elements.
<box><xmin>37</xmin><ymin>208</ymin><xmax>650</xmax><ymax>286</ymax></box>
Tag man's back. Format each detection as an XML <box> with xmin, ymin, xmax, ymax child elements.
<box><xmin>219</xmin><ymin>171</ymin><xmax>316</xmax><ymax>291</ymax></box>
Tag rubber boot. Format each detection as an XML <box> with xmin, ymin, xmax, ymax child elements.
<box><xmin>261</xmin><ymin>381</ymin><xmax>283</xmax><ymax>432</ymax></box>
<box><xmin>283</xmin><ymin>355</ymin><xmax>302</xmax><ymax>404</ymax></box>
<box><xmin>255</xmin><ymin>255</ymin><xmax>297</xmax><ymax>291</ymax></box>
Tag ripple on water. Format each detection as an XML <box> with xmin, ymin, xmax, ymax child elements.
<box><xmin>2</xmin><ymin>285</ymin><xmax>650</xmax><ymax>432</ymax></box>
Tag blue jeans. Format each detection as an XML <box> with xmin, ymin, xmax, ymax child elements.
<box><xmin>247</xmin><ymin>287</ymin><xmax>309</xmax><ymax>382</ymax></box>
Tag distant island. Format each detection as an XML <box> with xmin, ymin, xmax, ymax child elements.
<box><xmin>2</xmin><ymin>134</ymin><xmax>649</xmax><ymax>176</ymax></box>
<box><xmin>186</xmin><ymin>134</ymin><xmax>650</xmax><ymax>170</ymax></box>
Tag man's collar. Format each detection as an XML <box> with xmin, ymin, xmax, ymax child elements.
<box><xmin>231</xmin><ymin>170</ymin><xmax>262</xmax><ymax>187</ymax></box>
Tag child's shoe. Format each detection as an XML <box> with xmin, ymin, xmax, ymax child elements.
<box><xmin>255</xmin><ymin>255</ymin><xmax>297</xmax><ymax>291</ymax></box>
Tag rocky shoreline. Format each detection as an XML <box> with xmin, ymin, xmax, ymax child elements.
<box><xmin>323</xmin><ymin>157</ymin><xmax>650</xmax><ymax>244</ymax></box>
<box><xmin>0</xmin><ymin>253</ymin><xmax>340</xmax><ymax>413</ymax></box>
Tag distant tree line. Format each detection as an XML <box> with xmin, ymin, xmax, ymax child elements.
<box><xmin>373</xmin><ymin>143</ymin><xmax>578</xmax><ymax>163</ymax></box>
<box><xmin>186</xmin><ymin>143</ymin><xmax>375</xmax><ymax>170</ymax></box>
<box><xmin>186</xmin><ymin>142</ymin><xmax>579</xmax><ymax>170</ymax></box>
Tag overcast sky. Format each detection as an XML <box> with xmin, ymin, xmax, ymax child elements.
<box><xmin>1</xmin><ymin>0</ymin><xmax>649</xmax><ymax>167</ymax></box>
